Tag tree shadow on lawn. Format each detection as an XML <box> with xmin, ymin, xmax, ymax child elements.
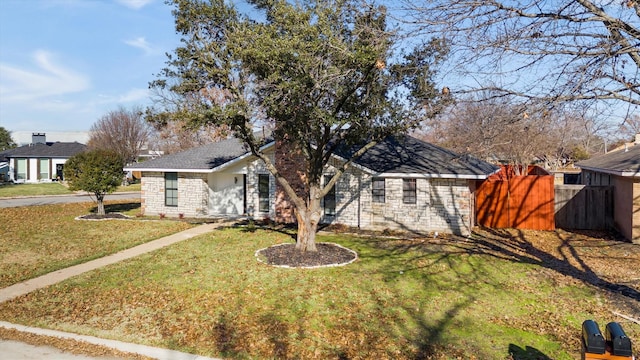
<box><xmin>472</xmin><ymin>227</ymin><xmax>640</xmax><ymax>307</ymax></box>
<box><xmin>89</xmin><ymin>201</ymin><xmax>141</xmax><ymax>214</ymax></box>
<box><xmin>352</xmin><ymin>226</ymin><xmax>640</xmax><ymax>359</ymax></box>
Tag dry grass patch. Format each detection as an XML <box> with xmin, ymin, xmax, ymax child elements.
<box><xmin>1</xmin><ymin>227</ymin><xmax>638</xmax><ymax>359</ymax></box>
<box><xmin>0</xmin><ymin>201</ymin><xmax>193</xmax><ymax>287</ymax></box>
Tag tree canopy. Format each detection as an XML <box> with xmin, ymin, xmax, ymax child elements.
<box><xmin>88</xmin><ymin>106</ymin><xmax>151</xmax><ymax>165</ymax></box>
<box><xmin>401</xmin><ymin>0</ymin><xmax>640</xmax><ymax>122</ymax></box>
<box><xmin>149</xmin><ymin>0</ymin><xmax>448</xmax><ymax>251</ymax></box>
<box><xmin>0</xmin><ymin>127</ymin><xmax>16</xmax><ymax>151</ymax></box>
<box><xmin>64</xmin><ymin>149</ymin><xmax>125</xmax><ymax>216</ymax></box>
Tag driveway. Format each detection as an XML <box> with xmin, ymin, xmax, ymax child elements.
<box><xmin>0</xmin><ymin>192</ymin><xmax>140</xmax><ymax>208</ymax></box>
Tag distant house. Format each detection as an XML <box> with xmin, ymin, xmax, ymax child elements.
<box><xmin>576</xmin><ymin>140</ymin><xmax>640</xmax><ymax>244</ymax></box>
<box><xmin>125</xmin><ymin>134</ymin><xmax>499</xmax><ymax>236</ymax></box>
<box><xmin>3</xmin><ymin>133</ymin><xmax>87</xmax><ymax>183</ymax></box>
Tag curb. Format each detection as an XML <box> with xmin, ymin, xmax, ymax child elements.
<box><xmin>0</xmin><ymin>321</ymin><xmax>221</xmax><ymax>360</ymax></box>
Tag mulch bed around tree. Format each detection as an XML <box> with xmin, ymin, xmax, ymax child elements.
<box><xmin>76</xmin><ymin>213</ymin><xmax>131</xmax><ymax>220</ymax></box>
<box><xmin>256</xmin><ymin>242</ymin><xmax>357</xmax><ymax>268</ymax></box>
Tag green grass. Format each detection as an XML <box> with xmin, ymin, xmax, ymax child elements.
<box><xmin>0</xmin><ymin>201</ymin><xmax>194</xmax><ymax>287</ymax></box>
<box><xmin>0</xmin><ymin>183</ymin><xmax>73</xmax><ymax>197</ymax></box>
<box><xmin>1</xmin><ymin>226</ymin><xmax>633</xmax><ymax>359</ymax></box>
<box><xmin>0</xmin><ymin>182</ymin><xmax>140</xmax><ymax>197</ymax></box>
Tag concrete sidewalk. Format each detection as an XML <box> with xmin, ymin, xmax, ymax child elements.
<box><xmin>0</xmin><ymin>222</ymin><xmax>226</xmax><ymax>303</ymax></box>
<box><xmin>0</xmin><ymin>221</ymin><xmax>230</xmax><ymax>359</ymax></box>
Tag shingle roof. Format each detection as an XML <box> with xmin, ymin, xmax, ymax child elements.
<box><xmin>126</xmin><ymin>134</ymin><xmax>498</xmax><ymax>179</ymax></box>
<box><xmin>576</xmin><ymin>145</ymin><xmax>640</xmax><ymax>176</ymax></box>
<box><xmin>346</xmin><ymin>134</ymin><xmax>499</xmax><ymax>178</ymax></box>
<box><xmin>4</xmin><ymin>142</ymin><xmax>87</xmax><ymax>158</ymax></box>
<box><xmin>126</xmin><ymin>137</ymin><xmax>250</xmax><ymax>171</ymax></box>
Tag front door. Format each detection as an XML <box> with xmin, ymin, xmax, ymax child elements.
<box><xmin>56</xmin><ymin>164</ymin><xmax>64</xmax><ymax>180</ymax></box>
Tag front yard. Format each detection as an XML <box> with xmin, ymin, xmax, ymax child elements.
<box><xmin>0</xmin><ymin>203</ymin><xmax>638</xmax><ymax>359</ymax></box>
<box><xmin>0</xmin><ymin>201</ymin><xmax>193</xmax><ymax>287</ymax></box>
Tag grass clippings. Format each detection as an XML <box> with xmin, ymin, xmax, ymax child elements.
<box><xmin>0</xmin><ymin>226</ymin><xmax>638</xmax><ymax>359</ymax></box>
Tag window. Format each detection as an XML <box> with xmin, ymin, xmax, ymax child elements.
<box><xmin>372</xmin><ymin>177</ymin><xmax>385</xmax><ymax>203</ymax></box>
<box><xmin>403</xmin><ymin>178</ymin><xmax>417</xmax><ymax>204</ymax></box>
<box><xmin>16</xmin><ymin>159</ymin><xmax>27</xmax><ymax>180</ymax></box>
<box><xmin>39</xmin><ymin>158</ymin><xmax>49</xmax><ymax>180</ymax></box>
<box><xmin>323</xmin><ymin>175</ymin><xmax>336</xmax><ymax>216</ymax></box>
<box><xmin>165</xmin><ymin>172</ymin><xmax>178</xmax><ymax>207</ymax></box>
<box><xmin>258</xmin><ymin>174</ymin><xmax>270</xmax><ymax>212</ymax></box>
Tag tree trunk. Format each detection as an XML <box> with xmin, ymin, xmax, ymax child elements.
<box><xmin>294</xmin><ymin>187</ymin><xmax>322</xmax><ymax>252</ymax></box>
<box><xmin>96</xmin><ymin>193</ymin><xmax>105</xmax><ymax>215</ymax></box>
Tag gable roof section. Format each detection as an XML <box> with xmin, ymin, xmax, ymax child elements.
<box><xmin>576</xmin><ymin>145</ymin><xmax>640</xmax><ymax>177</ymax></box>
<box><xmin>125</xmin><ymin>137</ymin><xmax>251</xmax><ymax>172</ymax></box>
<box><xmin>128</xmin><ymin>134</ymin><xmax>498</xmax><ymax>179</ymax></box>
<box><xmin>4</xmin><ymin>142</ymin><xmax>87</xmax><ymax>158</ymax></box>
<box><xmin>343</xmin><ymin>134</ymin><xmax>499</xmax><ymax>179</ymax></box>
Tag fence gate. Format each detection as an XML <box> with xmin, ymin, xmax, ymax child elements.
<box><xmin>554</xmin><ymin>185</ymin><xmax>613</xmax><ymax>230</ymax></box>
<box><xmin>475</xmin><ymin>166</ymin><xmax>556</xmax><ymax>230</ymax></box>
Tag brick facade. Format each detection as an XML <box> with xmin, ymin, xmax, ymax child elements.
<box><xmin>140</xmin><ymin>147</ymin><xmax>476</xmax><ymax>236</ymax></box>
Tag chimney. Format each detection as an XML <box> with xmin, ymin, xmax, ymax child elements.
<box><xmin>32</xmin><ymin>133</ymin><xmax>46</xmax><ymax>144</ymax></box>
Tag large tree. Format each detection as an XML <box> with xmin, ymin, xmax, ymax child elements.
<box><xmin>0</xmin><ymin>126</ymin><xmax>16</xmax><ymax>151</ymax></box>
<box><xmin>148</xmin><ymin>119</ymin><xmax>229</xmax><ymax>154</ymax></box>
<box><xmin>64</xmin><ymin>149</ymin><xmax>125</xmax><ymax>216</ymax></box>
<box><xmin>401</xmin><ymin>0</ymin><xmax>640</xmax><ymax>119</ymax></box>
<box><xmin>148</xmin><ymin>0</ymin><xmax>447</xmax><ymax>252</ymax></box>
<box><xmin>88</xmin><ymin>106</ymin><xmax>151</xmax><ymax>164</ymax></box>
<box><xmin>418</xmin><ymin>96</ymin><xmax>611</xmax><ymax>171</ymax></box>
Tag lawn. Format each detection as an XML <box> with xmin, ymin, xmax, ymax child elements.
<box><xmin>0</xmin><ymin>182</ymin><xmax>74</xmax><ymax>197</ymax></box>
<box><xmin>0</xmin><ymin>201</ymin><xmax>194</xmax><ymax>287</ymax></box>
<box><xmin>0</xmin><ymin>182</ymin><xmax>140</xmax><ymax>197</ymax></box>
<box><xmin>0</xmin><ymin>222</ymin><xmax>638</xmax><ymax>359</ymax></box>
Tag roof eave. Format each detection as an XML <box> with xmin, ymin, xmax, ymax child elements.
<box><xmin>576</xmin><ymin>165</ymin><xmax>640</xmax><ymax>178</ymax></box>
<box><xmin>376</xmin><ymin>172</ymin><xmax>493</xmax><ymax>180</ymax></box>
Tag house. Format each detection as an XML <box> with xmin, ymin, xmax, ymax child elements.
<box><xmin>124</xmin><ymin>134</ymin><xmax>499</xmax><ymax>236</ymax></box>
<box><xmin>576</xmin><ymin>140</ymin><xmax>640</xmax><ymax>244</ymax></box>
<box><xmin>3</xmin><ymin>133</ymin><xmax>87</xmax><ymax>183</ymax></box>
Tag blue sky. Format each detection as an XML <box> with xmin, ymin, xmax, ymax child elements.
<box><xmin>0</xmin><ymin>0</ymin><xmax>181</xmax><ymax>132</ymax></box>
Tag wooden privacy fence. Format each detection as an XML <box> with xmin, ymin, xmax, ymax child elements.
<box><xmin>475</xmin><ymin>166</ymin><xmax>555</xmax><ymax>230</ymax></box>
<box><xmin>554</xmin><ymin>185</ymin><xmax>613</xmax><ymax>230</ymax></box>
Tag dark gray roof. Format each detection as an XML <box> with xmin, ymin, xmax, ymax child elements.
<box><xmin>4</xmin><ymin>142</ymin><xmax>86</xmax><ymax>158</ymax></box>
<box><xmin>347</xmin><ymin>134</ymin><xmax>499</xmax><ymax>177</ymax></box>
<box><xmin>126</xmin><ymin>134</ymin><xmax>498</xmax><ymax>178</ymax></box>
<box><xmin>126</xmin><ymin>137</ymin><xmax>250</xmax><ymax>170</ymax></box>
<box><xmin>576</xmin><ymin>145</ymin><xmax>640</xmax><ymax>176</ymax></box>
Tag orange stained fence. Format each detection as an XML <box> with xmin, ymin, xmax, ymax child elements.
<box><xmin>475</xmin><ymin>165</ymin><xmax>555</xmax><ymax>230</ymax></box>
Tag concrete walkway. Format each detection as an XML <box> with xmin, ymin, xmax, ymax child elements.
<box><xmin>0</xmin><ymin>222</ymin><xmax>230</xmax><ymax>359</ymax></box>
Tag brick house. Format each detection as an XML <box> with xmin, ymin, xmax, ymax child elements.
<box><xmin>576</xmin><ymin>141</ymin><xmax>640</xmax><ymax>244</ymax></box>
<box><xmin>125</xmin><ymin>134</ymin><xmax>498</xmax><ymax>236</ymax></box>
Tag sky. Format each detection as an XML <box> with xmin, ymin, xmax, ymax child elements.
<box><xmin>0</xmin><ymin>0</ymin><xmax>182</xmax><ymax>133</ymax></box>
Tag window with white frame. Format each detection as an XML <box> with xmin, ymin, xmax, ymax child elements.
<box><xmin>403</xmin><ymin>178</ymin><xmax>417</xmax><ymax>204</ymax></box>
<box><xmin>258</xmin><ymin>174</ymin><xmax>270</xmax><ymax>212</ymax></box>
<box><xmin>372</xmin><ymin>177</ymin><xmax>385</xmax><ymax>203</ymax></box>
<box><xmin>16</xmin><ymin>159</ymin><xmax>27</xmax><ymax>180</ymax></box>
<box><xmin>323</xmin><ymin>175</ymin><xmax>336</xmax><ymax>216</ymax></box>
<box><xmin>165</xmin><ymin>172</ymin><xmax>178</xmax><ymax>207</ymax></box>
<box><xmin>39</xmin><ymin>158</ymin><xmax>49</xmax><ymax>180</ymax></box>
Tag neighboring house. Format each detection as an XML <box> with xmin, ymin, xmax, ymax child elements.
<box><xmin>576</xmin><ymin>143</ymin><xmax>640</xmax><ymax>244</ymax></box>
<box><xmin>126</xmin><ymin>134</ymin><xmax>498</xmax><ymax>236</ymax></box>
<box><xmin>3</xmin><ymin>133</ymin><xmax>87</xmax><ymax>183</ymax></box>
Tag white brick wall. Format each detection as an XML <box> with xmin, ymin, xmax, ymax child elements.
<box><xmin>140</xmin><ymin>154</ymin><xmax>475</xmax><ymax>235</ymax></box>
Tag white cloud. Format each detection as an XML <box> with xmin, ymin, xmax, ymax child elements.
<box><xmin>0</xmin><ymin>50</ymin><xmax>90</xmax><ymax>103</ymax></box>
<box><xmin>124</xmin><ymin>37</ymin><xmax>156</xmax><ymax>55</ymax></box>
<box><xmin>118</xmin><ymin>88</ymin><xmax>150</xmax><ymax>103</ymax></box>
<box><xmin>116</xmin><ymin>0</ymin><xmax>153</xmax><ymax>10</ymax></box>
